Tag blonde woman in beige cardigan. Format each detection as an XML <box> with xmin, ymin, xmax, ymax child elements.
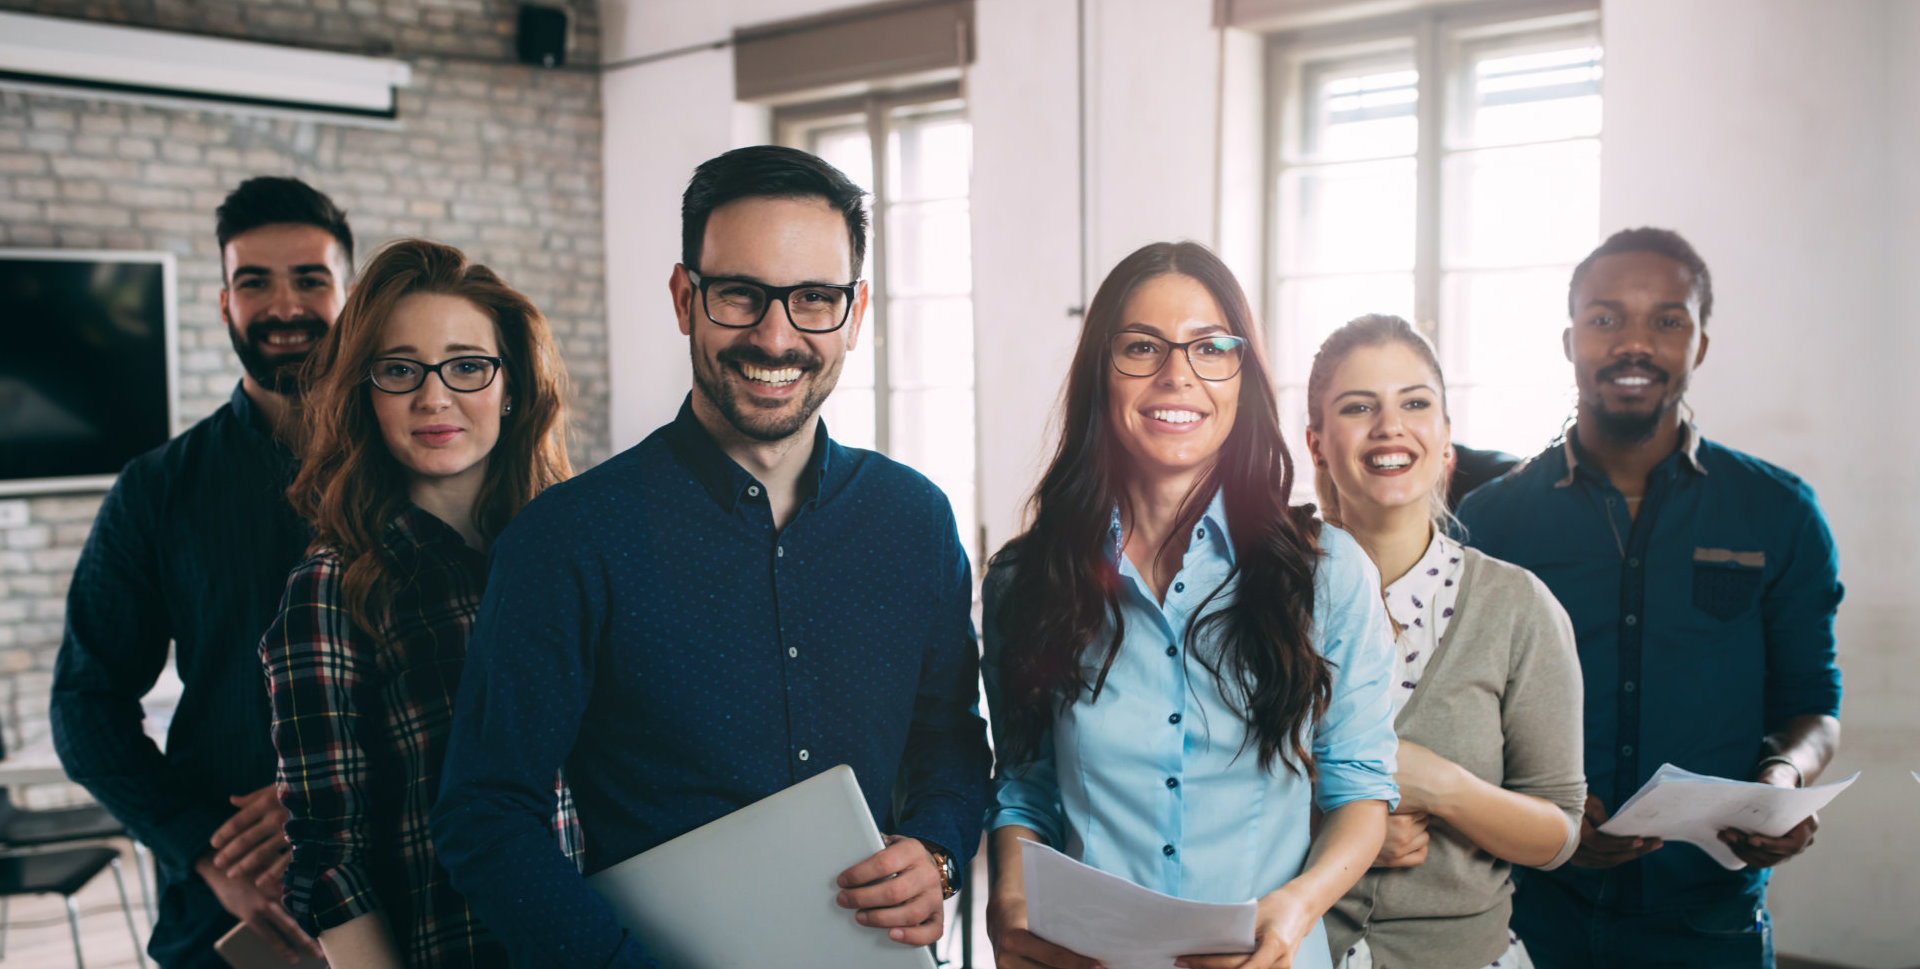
<box><xmin>1304</xmin><ymin>315</ymin><xmax>1587</xmax><ymax>969</ymax></box>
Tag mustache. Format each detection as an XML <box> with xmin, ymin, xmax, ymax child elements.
<box><xmin>1597</xmin><ymin>358</ymin><xmax>1670</xmax><ymax>384</ymax></box>
<box><xmin>717</xmin><ymin>345</ymin><xmax>821</xmax><ymax>371</ymax></box>
<box><xmin>243</xmin><ymin>315</ymin><xmax>329</xmax><ymax>345</ymax></box>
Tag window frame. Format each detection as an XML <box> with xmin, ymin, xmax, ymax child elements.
<box><xmin>1263</xmin><ymin>0</ymin><xmax>1601</xmax><ymax>454</ymax></box>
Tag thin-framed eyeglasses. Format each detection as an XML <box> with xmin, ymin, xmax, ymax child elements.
<box><xmin>686</xmin><ymin>269</ymin><xmax>859</xmax><ymax>333</ymax></box>
<box><xmin>367</xmin><ymin>355</ymin><xmax>505</xmax><ymax>394</ymax></box>
<box><xmin>1109</xmin><ymin>331</ymin><xmax>1248</xmax><ymax>381</ymax></box>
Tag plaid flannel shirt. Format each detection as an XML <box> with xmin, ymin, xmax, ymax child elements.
<box><xmin>263</xmin><ymin>505</ymin><xmax>582</xmax><ymax>968</ymax></box>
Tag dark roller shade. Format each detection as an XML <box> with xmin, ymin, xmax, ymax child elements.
<box><xmin>734</xmin><ymin>0</ymin><xmax>973</xmax><ymax>101</ymax></box>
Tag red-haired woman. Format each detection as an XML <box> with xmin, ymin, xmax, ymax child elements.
<box><xmin>260</xmin><ymin>239</ymin><xmax>574</xmax><ymax>968</ymax></box>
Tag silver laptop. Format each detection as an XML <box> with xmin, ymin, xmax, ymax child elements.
<box><xmin>586</xmin><ymin>764</ymin><xmax>938</xmax><ymax>969</ymax></box>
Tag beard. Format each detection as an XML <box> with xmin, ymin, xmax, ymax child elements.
<box><xmin>226</xmin><ymin>312</ymin><xmax>329</xmax><ymax>397</ymax></box>
<box><xmin>1589</xmin><ymin>358</ymin><xmax>1682</xmax><ymax>445</ymax></box>
<box><xmin>692</xmin><ymin>342</ymin><xmax>839</xmax><ymax>443</ymax></box>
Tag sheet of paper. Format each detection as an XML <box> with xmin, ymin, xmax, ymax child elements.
<box><xmin>1022</xmin><ymin>839</ymin><xmax>1256</xmax><ymax>969</ymax></box>
<box><xmin>1598</xmin><ymin>762</ymin><xmax>1858</xmax><ymax>870</ymax></box>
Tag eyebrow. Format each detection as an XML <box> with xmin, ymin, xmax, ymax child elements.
<box><xmin>1584</xmin><ymin>298</ymin><xmax>1693</xmax><ymax>314</ymax></box>
<box><xmin>230</xmin><ymin>264</ymin><xmax>335</xmax><ymax>278</ymax></box>
<box><xmin>1333</xmin><ymin>384</ymin><xmax>1434</xmax><ymax>402</ymax></box>
<box><xmin>706</xmin><ymin>271</ymin><xmax>847</xmax><ymax>288</ymax></box>
<box><xmin>378</xmin><ymin>343</ymin><xmax>494</xmax><ymax>356</ymax></box>
<box><xmin>1118</xmin><ymin>322</ymin><xmax>1228</xmax><ymax>338</ymax></box>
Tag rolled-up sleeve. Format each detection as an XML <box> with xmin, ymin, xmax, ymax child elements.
<box><xmin>979</xmin><ymin>565</ymin><xmax>1067</xmax><ymax>847</ymax></box>
<box><xmin>1761</xmin><ymin>487</ymin><xmax>1844</xmax><ymax>727</ymax></box>
<box><xmin>1502</xmin><ymin>574</ymin><xmax>1587</xmax><ymax>871</ymax></box>
<box><xmin>1310</xmin><ymin>529</ymin><xmax>1399</xmax><ymax>813</ymax></box>
<box><xmin>261</xmin><ymin>554</ymin><xmax>380</xmax><ymax>934</ymax></box>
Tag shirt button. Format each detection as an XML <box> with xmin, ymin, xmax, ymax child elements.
<box><xmin>1162</xmin><ymin>844</ymin><xmax>1175</xmax><ymax>857</ymax></box>
<box><xmin>797</xmin><ymin>749</ymin><xmax>810</xmax><ymax>761</ymax></box>
<box><xmin>1620</xmin><ymin>744</ymin><xmax>1634</xmax><ymax>757</ymax></box>
<box><xmin>1166</xmin><ymin>645</ymin><xmax>1177</xmax><ymax>657</ymax></box>
<box><xmin>1196</xmin><ymin>528</ymin><xmax>1205</xmax><ymax>540</ymax></box>
<box><xmin>1173</xmin><ymin>581</ymin><xmax>1185</xmax><ymax>593</ymax></box>
<box><xmin>788</xmin><ymin>647</ymin><xmax>798</xmax><ymax>658</ymax></box>
<box><xmin>748</xmin><ymin>485</ymin><xmax>760</xmax><ymax>497</ymax></box>
<box><xmin>1623</xmin><ymin>680</ymin><xmax>1636</xmax><ymax>693</ymax></box>
<box><xmin>1168</xmin><ymin>713</ymin><xmax>1182</xmax><ymax>724</ymax></box>
<box><xmin>1628</xmin><ymin>557</ymin><xmax>1641</xmax><ymax>568</ymax></box>
<box><xmin>1165</xmin><ymin>777</ymin><xmax>1178</xmax><ymax>789</ymax></box>
<box><xmin>776</xmin><ymin>546</ymin><xmax>785</xmax><ymax>558</ymax></box>
<box><xmin>1624</xmin><ymin>614</ymin><xmax>1638</xmax><ymax>627</ymax></box>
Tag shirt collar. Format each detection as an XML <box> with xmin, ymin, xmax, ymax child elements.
<box><xmin>1554</xmin><ymin>422</ymin><xmax>1708</xmax><ymax>488</ymax></box>
<box><xmin>663</xmin><ymin>394</ymin><xmax>835</xmax><ymax>512</ymax></box>
<box><xmin>1382</xmin><ymin>530</ymin><xmax>1458</xmax><ymax>629</ymax></box>
<box><xmin>388</xmin><ymin>503</ymin><xmax>468</xmax><ymax>550</ymax></box>
<box><xmin>228</xmin><ymin>380</ymin><xmax>276</xmax><ymax>443</ymax></box>
<box><xmin>1107</xmin><ymin>488</ymin><xmax>1235</xmax><ymax>566</ymax></box>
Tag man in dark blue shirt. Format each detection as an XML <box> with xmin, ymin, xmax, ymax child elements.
<box><xmin>432</xmin><ymin>146</ymin><xmax>992</xmax><ymax>968</ymax></box>
<box><xmin>1457</xmin><ymin>228</ymin><xmax>1842</xmax><ymax>969</ymax></box>
<box><xmin>52</xmin><ymin>177</ymin><xmax>352</xmax><ymax>968</ymax></box>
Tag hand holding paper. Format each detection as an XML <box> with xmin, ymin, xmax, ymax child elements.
<box><xmin>1597</xmin><ymin>763</ymin><xmax>1857</xmax><ymax>870</ymax></box>
<box><xmin>1021</xmin><ymin>839</ymin><xmax>1256</xmax><ymax>969</ymax></box>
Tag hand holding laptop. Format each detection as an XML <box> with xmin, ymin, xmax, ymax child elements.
<box><xmin>834</xmin><ymin>833</ymin><xmax>947</xmax><ymax>946</ymax></box>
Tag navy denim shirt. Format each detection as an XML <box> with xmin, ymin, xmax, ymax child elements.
<box><xmin>1457</xmin><ymin>426</ymin><xmax>1842</xmax><ymax>912</ymax></box>
<box><xmin>52</xmin><ymin>383</ymin><xmax>308</xmax><ymax>950</ymax></box>
<box><xmin>432</xmin><ymin>397</ymin><xmax>992</xmax><ymax>969</ymax></box>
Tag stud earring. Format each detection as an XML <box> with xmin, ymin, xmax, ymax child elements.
<box><xmin>503</xmin><ymin>400</ymin><xmax>514</xmax><ymax>416</ymax></box>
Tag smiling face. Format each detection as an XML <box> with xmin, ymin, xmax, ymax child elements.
<box><xmin>369</xmin><ymin>292</ymin><xmax>505</xmax><ymax>489</ymax></box>
<box><xmin>1105</xmin><ymin>273</ymin><xmax>1242</xmax><ymax>486</ymax></box>
<box><xmin>1565</xmin><ymin>250</ymin><xmax>1710</xmax><ymax>444</ymax></box>
<box><xmin>1308</xmin><ymin>341</ymin><xmax>1451</xmax><ymax>520</ymax></box>
<box><xmin>220</xmin><ymin>222</ymin><xmax>350</xmax><ymax>395</ymax></box>
<box><xmin>673</xmin><ymin>194</ymin><xmax>868</xmax><ymax>444</ymax></box>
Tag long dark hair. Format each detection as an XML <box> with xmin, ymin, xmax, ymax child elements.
<box><xmin>289</xmin><ymin>239</ymin><xmax>572</xmax><ymax>644</ymax></box>
<box><xmin>991</xmin><ymin>241</ymin><xmax>1331</xmax><ymax>776</ymax></box>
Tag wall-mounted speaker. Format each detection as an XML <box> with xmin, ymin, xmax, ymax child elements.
<box><xmin>517</xmin><ymin>5</ymin><xmax>568</xmax><ymax>68</ymax></box>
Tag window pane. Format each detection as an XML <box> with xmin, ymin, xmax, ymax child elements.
<box><xmin>811</xmin><ymin>124</ymin><xmax>874</xmax><ymax>192</ymax></box>
<box><xmin>1303</xmin><ymin>62</ymin><xmax>1418</xmax><ymax>161</ymax></box>
<box><xmin>888</xmin><ymin>111</ymin><xmax>970</xmax><ymax>202</ymax></box>
<box><xmin>1439</xmin><ymin>268</ymin><xmax>1571</xmax><ymax>383</ymax></box>
<box><xmin>1277</xmin><ymin>158</ymin><xmax>1417</xmax><ymax>275</ymax></box>
<box><xmin>889</xmin><ymin>296</ymin><xmax>974</xmax><ymax>392</ymax></box>
<box><xmin>1442</xmin><ymin>139</ymin><xmax>1599</xmax><ymax>269</ymax></box>
<box><xmin>820</xmin><ymin>386</ymin><xmax>876</xmax><ymax>452</ymax></box>
<box><xmin>1450</xmin><ymin>384</ymin><xmax>1573</xmax><ymax>461</ymax></box>
<box><xmin>1455</xmin><ymin>43</ymin><xmax>1602</xmax><ymax>149</ymax></box>
<box><xmin>887</xmin><ymin>198</ymin><xmax>972</xmax><ymax>297</ymax></box>
<box><xmin>1273</xmin><ymin>273</ymin><xmax>1414</xmax><ymax>384</ymax></box>
<box><xmin>890</xmin><ymin>386</ymin><xmax>977</xmax><ymax>553</ymax></box>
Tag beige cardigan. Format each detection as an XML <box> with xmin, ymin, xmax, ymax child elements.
<box><xmin>1324</xmin><ymin>549</ymin><xmax>1586</xmax><ymax>969</ymax></box>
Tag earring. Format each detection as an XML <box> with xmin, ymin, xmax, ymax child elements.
<box><xmin>503</xmin><ymin>400</ymin><xmax>514</xmax><ymax>416</ymax></box>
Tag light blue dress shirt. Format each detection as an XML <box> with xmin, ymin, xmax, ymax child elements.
<box><xmin>983</xmin><ymin>492</ymin><xmax>1398</xmax><ymax>969</ymax></box>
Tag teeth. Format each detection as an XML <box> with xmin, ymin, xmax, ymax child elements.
<box><xmin>1613</xmin><ymin>375</ymin><xmax>1652</xmax><ymax>386</ymax></box>
<box><xmin>1368</xmin><ymin>453</ymin><xmax>1412</xmax><ymax>469</ymax></box>
<box><xmin>266</xmin><ymin>332</ymin><xmax>309</xmax><ymax>346</ymax></box>
<box><xmin>742</xmin><ymin>364</ymin><xmax>801</xmax><ymax>385</ymax></box>
<box><xmin>1150</xmin><ymin>409</ymin><xmax>1201</xmax><ymax>424</ymax></box>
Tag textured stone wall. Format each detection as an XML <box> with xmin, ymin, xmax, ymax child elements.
<box><xmin>0</xmin><ymin>0</ymin><xmax>609</xmax><ymax>798</ymax></box>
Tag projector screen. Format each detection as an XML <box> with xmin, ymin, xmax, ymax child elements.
<box><xmin>0</xmin><ymin>249</ymin><xmax>177</xmax><ymax>496</ymax></box>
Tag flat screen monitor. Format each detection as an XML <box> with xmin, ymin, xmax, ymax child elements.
<box><xmin>0</xmin><ymin>249</ymin><xmax>178</xmax><ymax>496</ymax></box>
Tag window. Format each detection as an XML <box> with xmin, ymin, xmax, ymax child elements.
<box><xmin>1268</xmin><ymin>5</ymin><xmax>1601</xmax><ymax>459</ymax></box>
<box><xmin>780</xmin><ymin>88</ymin><xmax>979</xmax><ymax>556</ymax></box>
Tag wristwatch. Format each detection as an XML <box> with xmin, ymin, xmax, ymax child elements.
<box><xmin>920</xmin><ymin>840</ymin><xmax>959</xmax><ymax>900</ymax></box>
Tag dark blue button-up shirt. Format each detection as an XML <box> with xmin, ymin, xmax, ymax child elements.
<box><xmin>52</xmin><ymin>382</ymin><xmax>306</xmax><ymax>950</ymax></box>
<box><xmin>432</xmin><ymin>397</ymin><xmax>992</xmax><ymax>969</ymax></box>
<box><xmin>1457</xmin><ymin>426</ymin><xmax>1842</xmax><ymax>912</ymax></box>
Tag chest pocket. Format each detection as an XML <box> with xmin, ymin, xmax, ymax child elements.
<box><xmin>1691</xmin><ymin>548</ymin><xmax>1765</xmax><ymax>621</ymax></box>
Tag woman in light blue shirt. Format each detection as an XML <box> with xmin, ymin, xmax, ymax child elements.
<box><xmin>982</xmin><ymin>242</ymin><xmax>1398</xmax><ymax>969</ymax></box>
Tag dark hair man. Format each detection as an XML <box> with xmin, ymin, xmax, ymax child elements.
<box><xmin>52</xmin><ymin>176</ymin><xmax>352</xmax><ymax>967</ymax></box>
<box><xmin>1457</xmin><ymin>227</ymin><xmax>1842</xmax><ymax>968</ymax></box>
<box><xmin>431</xmin><ymin>145</ymin><xmax>991</xmax><ymax>967</ymax></box>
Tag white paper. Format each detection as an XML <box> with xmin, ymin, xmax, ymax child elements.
<box><xmin>1598</xmin><ymin>762</ymin><xmax>1858</xmax><ymax>870</ymax></box>
<box><xmin>1021</xmin><ymin>839</ymin><xmax>1256</xmax><ymax>969</ymax></box>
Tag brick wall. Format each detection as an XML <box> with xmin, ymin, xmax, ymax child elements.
<box><xmin>0</xmin><ymin>0</ymin><xmax>610</xmax><ymax>802</ymax></box>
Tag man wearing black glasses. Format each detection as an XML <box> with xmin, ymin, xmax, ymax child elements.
<box><xmin>52</xmin><ymin>177</ymin><xmax>346</xmax><ymax>968</ymax></box>
<box><xmin>433</xmin><ymin>145</ymin><xmax>991</xmax><ymax>969</ymax></box>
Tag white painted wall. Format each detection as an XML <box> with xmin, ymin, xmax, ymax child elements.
<box><xmin>601</xmin><ymin>0</ymin><xmax>1910</xmax><ymax>960</ymax></box>
<box><xmin>1601</xmin><ymin>2</ymin><xmax>1910</xmax><ymax>963</ymax></box>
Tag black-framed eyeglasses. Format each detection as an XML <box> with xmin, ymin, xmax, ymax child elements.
<box><xmin>367</xmin><ymin>355</ymin><xmax>504</xmax><ymax>394</ymax></box>
<box><xmin>687</xmin><ymin>269</ymin><xmax>858</xmax><ymax>333</ymax></box>
<box><xmin>1109</xmin><ymin>331</ymin><xmax>1248</xmax><ymax>381</ymax></box>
